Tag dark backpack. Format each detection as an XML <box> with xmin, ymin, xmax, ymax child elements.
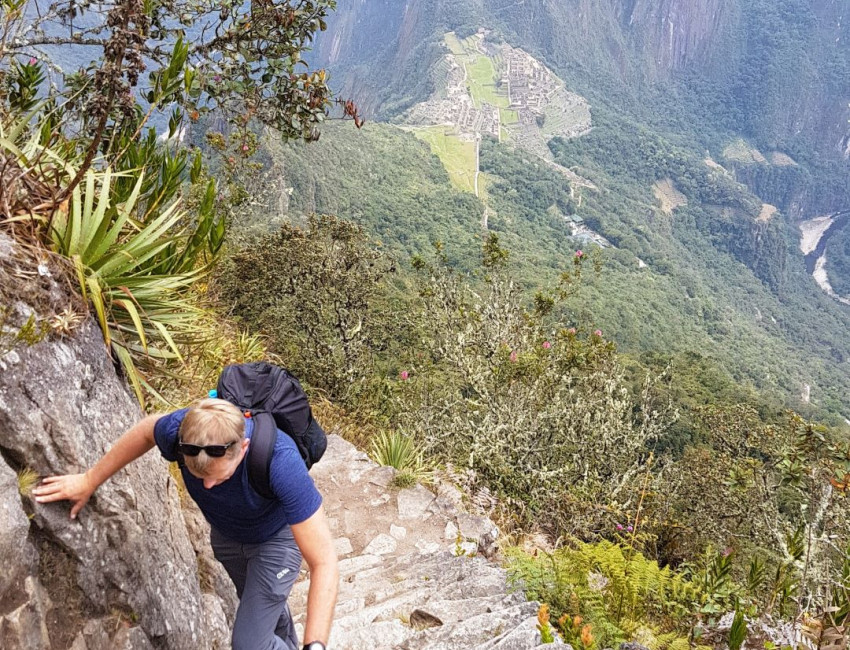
<box><xmin>215</xmin><ymin>362</ymin><xmax>327</xmax><ymax>499</ymax></box>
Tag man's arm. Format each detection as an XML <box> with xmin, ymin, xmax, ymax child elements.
<box><xmin>291</xmin><ymin>506</ymin><xmax>339</xmax><ymax>647</ymax></box>
<box><xmin>32</xmin><ymin>413</ymin><xmax>163</xmax><ymax>518</ymax></box>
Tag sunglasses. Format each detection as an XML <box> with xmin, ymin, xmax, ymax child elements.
<box><xmin>177</xmin><ymin>440</ymin><xmax>237</xmax><ymax>458</ymax></box>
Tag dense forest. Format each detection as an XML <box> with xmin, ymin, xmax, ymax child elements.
<box><xmin>247</xmin><ymin>119</ymin><xmax>850</xmax><ymax>428</ymax></box>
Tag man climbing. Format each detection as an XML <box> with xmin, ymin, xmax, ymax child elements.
<box><xmin>32</xmin><ymin>397</ymin><xmax>338</xmax><ymax>650</ymax></box>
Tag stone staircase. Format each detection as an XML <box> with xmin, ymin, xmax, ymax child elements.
<box><xmin>288</xmin><ymin>435</ymin><xmax>562</xmax><ymax>649</ymax></box>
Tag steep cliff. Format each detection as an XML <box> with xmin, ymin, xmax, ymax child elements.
<box><xmin>0</xmin><ymin>234</ymin><xmax>236</xmax><ymax>649</ymax></box>
<box><xmin>312</xmin><ymin>0</ymin><xmax>446</xmax><ymax>116</ymax></box>
<box><xmin>623</xmin><ymin>0</ymin><xmax>736</xmax><ymax>74</ymax></box>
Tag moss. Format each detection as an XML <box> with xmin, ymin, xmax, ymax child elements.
<box><xmin>15</xmin><ymin>313</ymin><xmax>50</xmax><ymax>345</ymax></box>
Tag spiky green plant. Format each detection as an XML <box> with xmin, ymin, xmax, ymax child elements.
<box><xmin>17</xmin><ymin>467</ymin><xmax>39</xmax><ymax>496</ymax></box>
<box><xmin>370</xmin><ymin>430</ymin><xmax>429</xmax><ymax>482</ymax></box>
<box><xmin>234</xmin><ymin>330</ymin><xmax>267</xmax><ymax>363</ymax></box>
<box><xmin>1</xmin><ymin>116</ymin><xmax>224</xmax><ymax>404</ymax></box>
<box><xmin>49</xmin><ymin>166</ymin><xmax>222</xmax><ymax>402</ymax></box>
<box><xmin>728</xmin><ymin>610</ymin><xmax>747</xmax><ymax>650</ymax></box>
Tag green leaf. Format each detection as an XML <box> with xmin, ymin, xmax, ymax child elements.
<box><xmin>112</xmin><ymin>344</ymin><xmax>145</xmax><ymax>407</ymax></box>
<box><xmin>113</xmin><ymin>297</ymin><xmax>148</xmax><ymax>353</ymax></box>
<box><xmin>86</xmin><ymin>274</ymin><xmax>111</xmax><ymax>349</ymax></box>
<box><xmin>152</xmin><ymin>320</ymin><xmax>183</xmax><ymax>362</ymax></box>
<box><xmin>68</xmin><ymin>182</ymin><xmax>83</xmax><ymax>255</ymax></box>
<box><xmin>728</xmin><ymin>610</ymin><xmax>747</xmax><ymax>650</ymax></box>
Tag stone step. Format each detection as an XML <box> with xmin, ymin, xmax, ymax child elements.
<box><xmin>328</xmin><ymin>619</ymin><xmax>413</xmax><ymax>650</ymax></box>
<box><xmin>287</xmin><ymin>436</ymin><xmax>544</xmax><ymax>650</ymax></box>
<box><xmin>408</xmin><ymin>592</ymin><xmax>528</xmax><ymax>626</ymax></box>
<box><xmin>399</xmin><ymin>602</ymin><xmax>541</xmax><ymax>650</ymax></box>
<box><xmin>330</xmin><ymin>586</ymin><xmax>444</xmax><ymax>633</ymax></box>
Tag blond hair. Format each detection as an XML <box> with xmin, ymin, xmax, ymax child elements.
<box><xmin>179</xmin><ymin>398</ymin><xmax>245</xmax><ymax>475</ymax></box>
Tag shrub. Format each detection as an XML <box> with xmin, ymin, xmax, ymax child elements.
<box><xmin>395</xmin><ymin>239</ymin><xmax>675</xmax><ymax>536</ymax></box>
<box><xmin>654</xmin><ymin>407</ymin><xmax>850</xmax><ymax>620</ymax></box>
<box><xmin>215</xmin><ymin>215</ymin><xmax>396</xmax><ymax>401</ymax></box>
<box><xmin>1</xmin><ymin>89</ymin><xmax>225</xmax><ymax>402</ymax></box>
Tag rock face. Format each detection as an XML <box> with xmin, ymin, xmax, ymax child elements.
<box><xmin>623</xmin><ymin>0</ymin><xmax>732</xmax><ymax>74</ymax></box>
<box><xmin>0</xmin><ymin>235</ymin><xmax>235</xmax><ymax>649</ymax></box>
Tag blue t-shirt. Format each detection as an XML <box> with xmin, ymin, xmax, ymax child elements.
<box><xmin>153</xmin><ymin>409</ymin><xmax>322</xmax><ymax>544</ymax></box>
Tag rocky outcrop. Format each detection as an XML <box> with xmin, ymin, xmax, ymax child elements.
<box><xmin>0</xmin><ymin>235</ymin><xmax>235</xmax><ymax>649</ymax></box>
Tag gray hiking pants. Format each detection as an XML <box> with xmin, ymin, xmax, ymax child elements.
<box><xmin>210</xmin><ymin>524</ymin><xmax>303</xmax><ymax>650</ymax></box>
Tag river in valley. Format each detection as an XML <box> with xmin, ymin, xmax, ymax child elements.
<box><xmin>801</xmin><ymin>210</ymin><xmax>850</xmax><ymax>303</ymax></box>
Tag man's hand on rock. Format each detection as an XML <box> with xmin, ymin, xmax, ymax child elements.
<box><xmin>30</xmin><ymin>413</ymin><xmax>161</xmax><ymax>519</ymax></box>
<box><xmin>33</xmin><ymin>473</ymin><xmax>96</xmax><ymax>519</ymax></box>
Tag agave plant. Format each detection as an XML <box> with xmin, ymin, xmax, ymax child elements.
<box><xmin>370</xmin><ymin>430</ymin><xmax>430</xmax><ymax>486</ymax></box>
<box><xmin>1</xmin><ymin>109</ymin><xmax>224</xmax><ymax>404</ymax></box>
<box><xmin>48</xmin><ymin>165</ymin><xmax>224</xmax><ymax>403</ymax></box>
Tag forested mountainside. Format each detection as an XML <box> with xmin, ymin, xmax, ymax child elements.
<box><xmin>246</xmin><ymin>0</ymin><xmax>850</xmax><ymax>423</ymax></box>
<box><xmin>315</xmin><ymin>0</ymin><xmax>850</xmax><ymax>165</ymax></box>
<box><xmin>249</xmin><ymin>121</ymin><xmax>850</xmax><ymax>430</ymax></box>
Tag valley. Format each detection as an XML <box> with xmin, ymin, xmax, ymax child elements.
<box><xmin>801</xmin><ymin>211</ymin><xmax>850</xmax><ymax>303</ymax></box>
<box><xmin>269</xmin><ymin>0</ymin><xmax>850</xmax><ymax>423</ymax></box>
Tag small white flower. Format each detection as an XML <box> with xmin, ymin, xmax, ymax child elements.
<box><xmin>37</xmin><ymin>262</ymin><xmax>51</xmax><ymax>277</ymax></box>
<box><xmin>587</xmin><ymin>571</ymin><xmax>609</xmax><ymax>592</ymax></box>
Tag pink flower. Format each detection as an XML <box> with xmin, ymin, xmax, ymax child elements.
<box><xmin>567</xmin><ymin>327</ymin><xmax>576</xmax><ymax>335</ymax></box>
<box><xmin>575</xmin><ymin>250</ymin><xmax>584</xmax><ymax>258</ymax></box>
<box><xmin>214</xmin><ymin>75</ymin><xmax>222</xmax><ymax>83</ymax></box>
<box><xmin>399</xmin><ymin>370</ymin><xmax>409</xmax><ymax>381</ymax></box>
<box><xmin>627</xmin><ymin>525</ymin><xmax>633</xmax><ymax>532</ymax></box>
<box><xmin>542</xmin><ymin>341</ymin><xmax>551</xmax><ymax>349</ymax></box>
<box><xmin>242</xmin><ymin>144</ymin><xmax>249</xmax><ymax>152</ymax></box>
<box><xmin>509</xmin><ymin>351</ymin><xmax>518</xmax><ymax>363</ymax></box>
<box><xmin>28</xmin><ymin>57</ymin><xmax>36</xmax><ymax>66</ymax></box>
<box><xmin>722</xmin><ymin>547</ymin><xmax>733</xmax><ymax>558</ymax></box>
<box><xmin>594</xmin><ymin>329</ymin><xmax>602</xmax><ymax>337</ymax></box>
<box><xmin>616</xmin><ymin>523</ymin><xmax>624</xmax><ymax>531</ymax></box>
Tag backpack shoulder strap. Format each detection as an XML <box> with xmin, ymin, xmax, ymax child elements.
<box><xmin>246</xmin><ymin>412</ymin><xmax>277</xmax><ymax>500</ymax></box>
